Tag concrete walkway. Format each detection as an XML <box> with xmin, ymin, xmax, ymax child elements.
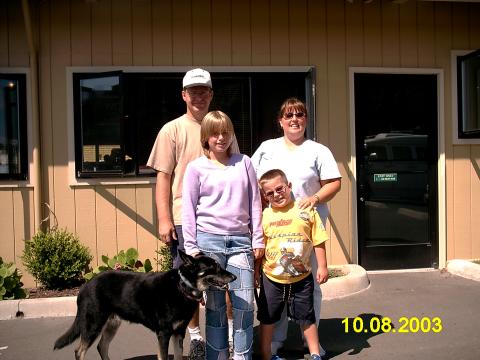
<box><xmin>0</xmin><ymin>261</ymin><xmax>479</xmax><ymax>359</ymax></box>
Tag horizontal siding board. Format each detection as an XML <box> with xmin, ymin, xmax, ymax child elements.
<box><xmin>269</xmin><ymin>0</ymin><xmax>289</xmax><ymax>65</ymax></box>
<box><xmin>452</xmin><ymin>3</ymin><xmax>470</xmax><ymax>50</ymax></box>
<box><xmin>74</xmin><ymin>187</ymin><xmax>98</xmax><ymax>266</ymax></box>
<box><xmin>250</xmin><ymin>0</ymin><xmax>270</xmax><ymax>65</ymax></box>
<box><xmin>289</xmin><ymin>0</ymin><xmax>308</xmax><ymax>65</ymax></box>
<box><xmin>132</xmin><ymin>0</ymin><xmax>152</xmax><ymax>66</ymax></box>
<box><xmin>381</xmin><ymin>0</ymin><xmax>400</xmax><ymax>67</ymax></box>
<box><xmin>70</xmin><ymin>0</ymin><xmax>92</xmax><ymax>66</ymax></box>
<box><xmin>469</xmin><ymin>3</ymin><xmax>480</xmax><ymax>48</ymax></box>
<box><xmin>0</xmin><ymin>0</ymin><xmax>8</xmax><ymax>66</ymax></box>
<box><xmin>308</xmin><ymin>0</ymin><xmax>329</xmax><ymax>145</ymax></box>
<box><xmin>13</xmin><ymin>189</ymin><xmax>35</xmax><ymax>287</ymax></box>
<box><xmin>152</xmin><ymin>0</ymin><xmax>173</xmax><ymax>65</ymax></box>
<box><xmin>434</xmin><ymin>3</ymin><xmax>454</xmax><ymax>259</ymax></box>
<box><xmin>399</xmin><ymin>0</ymin><xmax>418</xmax><ymax>67</ymax></box>
<box><xmin>345</xmin><ymin>0</ymin><xmax>364</xmax><ymax>67</ymax></box>
<box><xmin>192</xmin><ymin>0</ymin><xmax>212</xmax><ymax>65</ymax></box>
<box><xmin>0</xmin><ymin>190</ymin><xmax>15</xmax><ymax>262</ymax></box>
<box><xmin>50</xmin><ymin>0</ymin><xmax>76</xmax><ymax>231</ymax></box>
<box><xmin>326</xmin><ymin>0</ymin><xmax>350</xmax><ymax>264</ymax></box>
<box><xmin>112</xmin><ymin>0</ymin><xmax>133</xmax><ymax>66</ymax></box>
<box><xmin>471</xmin><ymin>148</ymin><xmax>480</xmax><ymax>258</ymax></box>
<box><xmin>453</xmin><ymin>146</ymin><xmax>471</xmax><ymax>259</ymax></box>
<box><xmin>172</xmin><ymin>0</ymin><xmax>192</xmax><ymax>65</ymax></box>
<box><xmin>212</xmin><ymin>0</ymin><xmax>231</xmax><ymax>65</ymax></box>
<box><xmin>8</xmin><ymin>0</ymin><xmax>28</xmax><ymax>66</ymax></box>
<box><xmin>363</xmin><ymin>1</ymin><xmax>382</xmax><ymax>66</ymax></box>
<box><xmin>417</xmin><ymin>1</ymin><xmax>435</xmax><ymax>67</ymax></box>
<box><xmin>95</xmin><ymin>186</ymin><xmax>117</xmax><ymax>262</ymax></box>
<box><xmin>116</xmin><ymin>186</ymin><xmax>138</xmax><ymax>252</ymax></box>
<box><xmin>92</xmin><ymin>0</ymin><xmax>112</xmax><ymax>65</ymax></box>
<box><xmin>136</xmin><ymin>186</ymin><xmax>158</xmax><ymax>267</ymax></box>
<box><xmin>232</xmin><ymin>0</ymin><xmax>252</xmax><ymax>65</ymax></box>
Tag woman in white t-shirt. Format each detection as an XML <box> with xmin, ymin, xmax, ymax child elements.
<box><xmin>251</xmin><ymin>97</ymin><xmax>341</xmax><ymax>358</ymax></box>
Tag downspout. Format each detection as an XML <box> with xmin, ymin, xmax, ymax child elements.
<box><xmin>21</xmin><ymin>0</ymin><xmax>42</xmax><ymax>232</ymax></box>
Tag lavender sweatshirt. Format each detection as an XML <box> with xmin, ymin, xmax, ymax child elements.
<box><xmin>182</xmin><ymin>153</ymin><xmax>264</xmax><ymax>255</ymax></box>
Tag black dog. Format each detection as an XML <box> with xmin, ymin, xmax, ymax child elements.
<box><xmin>54</xmin><ymin>250</ymin><xmax>236</xmax><ymax>360</ymax></box>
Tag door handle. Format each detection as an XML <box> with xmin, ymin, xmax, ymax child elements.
<box><xmin>359</xmin><ymin>197</ymin><xmax>365</xmax><ymax>202</ymax></box>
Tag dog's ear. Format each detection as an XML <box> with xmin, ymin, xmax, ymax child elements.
<box><xmin>178</xmin><ymin>250</ymin><xmax>194</xmax><ymax>265</ymax></box>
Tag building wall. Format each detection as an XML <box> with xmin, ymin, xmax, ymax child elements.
<box><xmin>1</xmin><ymin>0</ymin><xmax>480</xmax><ymax>287</ymax></box>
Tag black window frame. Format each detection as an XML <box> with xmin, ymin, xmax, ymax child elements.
<box><xmin>72</xmin><ymin>68</ymin><xmax>315</xmax><ymax>179</ymax></box>
<box><xmin>457</xmin><ymin>49</ymin><xmax>480</xmax><ymax>139</ymax></box>
<box><xmin>0</xmin><ymin>73</ymin><xmax>28</xmax><ymax>181</ymax></box>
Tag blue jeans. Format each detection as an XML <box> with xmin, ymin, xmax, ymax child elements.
<box><xmin>196</xmin><ymin>231</ymin><xmax>255</xmax><ymax>360</ymax></box>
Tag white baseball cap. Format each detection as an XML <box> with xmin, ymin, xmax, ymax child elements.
<box><xmin>182</xmin><ymin>68</ymin><xmax>212</xmax><ymax>89</ymax></box>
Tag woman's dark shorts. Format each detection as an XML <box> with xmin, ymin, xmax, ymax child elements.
<box><xmin>256</xmin><ymin>272</ymin><xmax>316</xmax><ymax>327</ymax></box>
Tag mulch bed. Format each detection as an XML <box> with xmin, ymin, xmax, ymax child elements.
<box><xmin>26</xmin><ymin>287</ymin><xmax>80</xmax><ymax>299</ymax></box>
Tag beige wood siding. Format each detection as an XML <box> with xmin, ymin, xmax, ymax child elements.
<box><xmin>2</xmin><ymin>0</ymin><xmax>480</xmax><ymax>287</ymax></box>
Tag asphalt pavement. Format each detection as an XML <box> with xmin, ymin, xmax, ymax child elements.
<box><xmin>1</xmin><ymin>270</ymin><xmax>479</xmax><ymax>359</ymax></box>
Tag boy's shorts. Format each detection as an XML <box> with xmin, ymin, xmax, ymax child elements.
<box><xmin>256</xmin><ymin>272</ymin><xmax>316</xmax><ymax>327</ymax></box>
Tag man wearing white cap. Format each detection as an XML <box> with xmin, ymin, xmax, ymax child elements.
<box><xmin>148</xmin><ymin>68</ymin><xmax>236</xmax><ymax>357</ymax></box>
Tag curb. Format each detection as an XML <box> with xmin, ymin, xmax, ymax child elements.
<box><xmin>0</xmin><ymin>264</ymin><xmax>370</xmax><ymax>320</ymax></box>
<box><xmin>0</xmin><ymin>296</ymin><xmax>77</xmax><ymax>320</ymax></box>
<box><xmin>446</xmin><ymin>259</ymin><xmax>480</xmax><ymax>282</ymax></box>
<box><xmin>321</xmin><ymin>264</ymin><xmax>370</xmax><ymax>300</ymax></box>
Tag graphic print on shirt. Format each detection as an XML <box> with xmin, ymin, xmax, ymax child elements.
<box><xmin>265</xmin><ymin>210</ymin><xmax>312</xmax><ymax>279</ymax></box>
<box><xmin>279</xmin><ymin>247</ymin><xmax>307</xmax><ymax>276</ymax></box>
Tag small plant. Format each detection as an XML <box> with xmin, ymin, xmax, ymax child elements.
<box><xmin>22</xmin><ymin>228</ymin><xmax>92</xmax><ymax>289</ymax></box>
<box><xmin>84</xmin><ymin>248</ymin><xmax>153</xmax><ymax>281</ymax></box>
<box><xmin>328</xmin><ymin>268</ymin><xmax>345</xmax><ymax>278</ymax></box>
<box><xmin>156</xmin><ymin>244</ymin><xmax>173</xmax><ymax>272</ymax></box>
<box><xmin>0</xmin><ymin>257</ymin><xmax>28</xmax><ymax>300</ymax></box>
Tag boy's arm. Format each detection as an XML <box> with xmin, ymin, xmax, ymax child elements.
<box><xmin>314</xmin><ymin>242</ymin><xmax>329</xmax><ymax>284</ymax></box>
<box><xmin>254</xmin><ymin>258</ymin><xmax>262</xmax><ymax>288</ymax></box>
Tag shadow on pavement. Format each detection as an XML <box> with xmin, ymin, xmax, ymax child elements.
<box><xmin>319</xmin><ymin>313</ymin><xmax>392</xmax><ymax>359</ymax></box>
<box><xmin>126</xmin><ymin>313</ymin><xmax>391</xmax><ymax>360</ymax></box>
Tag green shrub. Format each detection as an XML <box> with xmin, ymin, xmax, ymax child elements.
<box><xmin>22</xmin><ymin>228</ymin><xmax>92</xmax><ymax>289</ymax></box>
<box><xmin>84</xmin><ymin>248</ymin><xmax>153</xmax><ymax>281</ymax></box>
<box><xmin>156</xmin><ymin>244</ymin><xmax>173</xmax><ymax>272</ymax></box>
<box><xmin>328</xmin><ymin>268</ymin><xmax>345</xmax><ymax>278</ymax></box>
<box><xmin>0</xmin><ymin>257</ymin><xmax>28</xmax><ymax>300</ymax></box>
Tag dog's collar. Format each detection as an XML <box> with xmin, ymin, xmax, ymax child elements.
<box><xmin>178</xmin><ymin>269</ymin><xmax>203</xmax><ymax>302</ymax></box>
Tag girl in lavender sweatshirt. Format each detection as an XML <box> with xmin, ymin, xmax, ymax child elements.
<box><xmin>182</xmin><ymin>110</ymin><xmax>265</xmax><ymax>360</ymax></box>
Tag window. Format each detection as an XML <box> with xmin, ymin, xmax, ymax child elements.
<box><xmin>73</xmin><ymin>69</ymin><xmax>313</xmax><ymax>178</ymax></box>
<box><xmin>457</xmin><ymin>49</ymin><xmax>480</xmax><ymax>138</ymax></box>
<box><xmin>0</xmin><ymin>73</ymin><xmax>27</xmax><ymax>180</ymax></box>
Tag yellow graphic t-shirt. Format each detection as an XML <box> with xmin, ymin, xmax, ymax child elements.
<box><xmin>262</xmin><ymin>201</ymin><xmax>329</xmax><ymax>284</ymax></box>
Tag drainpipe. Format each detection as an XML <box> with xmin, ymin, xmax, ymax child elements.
<box><xmin>21</xmin><ymin>0</ymin><xmax>42</xmax><ymax>232</ymax></box>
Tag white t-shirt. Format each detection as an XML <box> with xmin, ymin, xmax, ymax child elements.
<box><xmin>251</xmin><ymin>137</ymin><xmax>341</xmax><ymax>224</ymax></box>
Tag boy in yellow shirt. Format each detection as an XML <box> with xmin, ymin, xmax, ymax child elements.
<box><xmin>256</xmin><ymin>169</ymin><xmax>329</xmax><ymax>360</ymax></box>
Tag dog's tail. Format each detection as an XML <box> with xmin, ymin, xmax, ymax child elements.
<box><xmin>53</xmin><ymin>316</ymin><xmax>81</xmax><ymax>350</ymax></box>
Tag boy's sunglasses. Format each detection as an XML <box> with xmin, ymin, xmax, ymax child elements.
<box><xmin>264</xmin><ymin>185</ymin><xmax>288</xmax><ymax>199</ymax></box>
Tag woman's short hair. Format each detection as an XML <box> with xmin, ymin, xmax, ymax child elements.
<box><xmin>277</xmin><ymin>97</ymin><xmax>308</xmax><ymax>119</ymax></box>
<box><xmin>201</xmin><ymin>110</ymin><xmax>235</xmax><ymax>157</ymax></box>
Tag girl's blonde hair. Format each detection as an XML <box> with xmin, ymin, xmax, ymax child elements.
<box><xmin>201</xmin><ymin>110</ymin><xmax>235</xmax><ymax>157</ymax></box>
